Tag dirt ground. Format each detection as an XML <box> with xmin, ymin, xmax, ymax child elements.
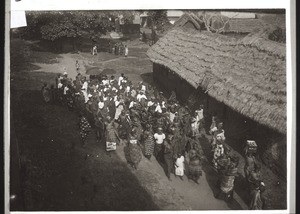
<box><xmin>10</xmin><ymin>38</ymin><xmax>286</xmax><ymax>211</ymax></box>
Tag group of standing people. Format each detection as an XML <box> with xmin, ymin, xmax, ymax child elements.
<box><xmin>110</xmin><ymin>42</ymin><xmax>128</xmax><ymax>57</ymax></box>
<box><xmin>40</xmin><ymin>67</ymin><xmax>266</xmax><ymax>209</ymax></box>
<box><xmin>208</xmin><ymin>116</ymin><xmax>266</xmax><ymax>208</ymax></box>
<box><xmin>47</xmin><ymin>71</ymin><xmax>204</xmax><ymax>184</ymax></box>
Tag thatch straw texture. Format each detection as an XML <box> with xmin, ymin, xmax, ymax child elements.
<box><xmin>225</xmin><ymin>19</ymin><xmax>265</xmax><ymax>33</ymax></box>
<box><xmin>147</xmin><ymin>28</ymin><xmax>286</xmax><ymax>134</ymax></box>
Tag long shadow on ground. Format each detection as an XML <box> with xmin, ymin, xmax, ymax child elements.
<box><xmin>10</xmin><ymin>89</ymin><xmax>159</xmax><ymax>211</ymax></box>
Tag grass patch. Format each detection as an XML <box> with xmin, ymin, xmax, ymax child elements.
<box><xmin>11</xmin><ymin>39</ymin><xmax>62</xmax><ymax>73</ymax></box>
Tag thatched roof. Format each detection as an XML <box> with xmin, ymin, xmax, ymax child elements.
<box><xmin>174</xmin><ymin>13</ymin><xmax>202</xmax><ymax>30</ymax></box>
<box><xmin>147</xmin><ymin>27</ymin><xmax>286</xmax><ymax>134</ymax></box>
<box><xmin>225</xmin><ymin>19</ymin><xmax>265</xmax><ymax>33</ymax></box>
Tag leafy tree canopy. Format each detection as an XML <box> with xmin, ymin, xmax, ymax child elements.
<box><xmin>23</xmin><ymin>11</ymin><xmax>136</xmax><ymax>41</ymax></box>
<box><xmin>145</xmin><ymin>10</ymin><xmax>170</xmax><ymax>32</ymax></box>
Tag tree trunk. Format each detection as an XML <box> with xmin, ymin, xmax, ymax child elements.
<box><xmin>72</xmin><ymin>37</ymin><xmax>76</xmax><ymax>51</ymax></box>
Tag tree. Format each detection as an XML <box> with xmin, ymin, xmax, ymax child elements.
<box><xmin>39</xmin><ymin>11</ymin><xmax>114</xmax><ymax>49</ymax></box>
<box><xmin>20</xmin><ymin>11</ymin><xmax>136</xmax><ymax>51</ymax></box>
<box><xmin>198</xmin><ymin>11</ymin><xmax>234</xmax><ymax>33</ymax></box>
<box><xmin>147</xmin><ymin>10</ymin><xmax>170</xmax><ymax>32</ymax></box>
<box><xmin>268</xmin><ymin>27</ymin><xmax>285</xmax><ymax>43</ymax></box>
<box><xmin>143</xmin><ymin>10</ymin><xmax>171</xmax><ymax>44</ymax></box>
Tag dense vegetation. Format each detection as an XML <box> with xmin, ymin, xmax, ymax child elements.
<box><xmin>13</xmin><ymin>11</ymin><xmax>170</xmax><ymax>51</ymax></box>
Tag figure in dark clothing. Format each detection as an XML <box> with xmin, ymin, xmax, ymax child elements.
<box><xmin>187</xmin><ymin>149</ymin><xmax>202</xmax><ymax>184</ymax></box>
<box><xmin>79</xmin><ymin>115</ymin><xmax>92</xmax><ymax>147</ymax></box>
<box><xmin>215</xmin><ymin>156</ymin><xmax>239</xmax><ymax>202</ymax></box>
<box><xmin>163</xmin><ymin>134</ymin><xmax>174</xmax><ymax>181</ymax></box>
<box><xmin>143</xmin><ymin>124</ymin><xmax>155</xmax><ymax>160</ymax></box>
<box><xmin>41</xmin><ymin>83</ymin><xmax>51</xmax><ymax>103</ymax></box>
<box><xmin>128</xmin><ymin>128</ymin><xmax>142</xmax><ymax>169</ymax></box>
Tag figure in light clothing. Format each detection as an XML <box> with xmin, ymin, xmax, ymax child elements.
<box><xmin>92</xmin><ymin>45</ymin><xmax>97</xmax><ymax>55</ymax></box>
<box><xmin>175</xmin><ymin>154</ymin><xmax>185</xmax><ymax>180</ymax></box>
<box><xmin>124</xmin><ymin>45</ymin><xmax>128</xmax><ymax>57</ymax></box>
<box><xmin>154</xmin><ymin>128</ymin><xmax>165</xmax><ymax>162</ymax></box>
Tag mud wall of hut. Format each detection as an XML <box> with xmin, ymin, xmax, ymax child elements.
<box><xmin>153</xmin><ymin>63</ymin><xmax>286</xmax><ymax>179</ymax></box>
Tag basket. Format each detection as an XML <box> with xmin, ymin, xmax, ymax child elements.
<box><xmin>246</xmin><ymin>140</ymin><xmax>257</xmax><ymax>154</ymax></box>
<box><xmin>106</xmin><ymin>142</ymin><xmax>117</xmax><ymax>151</ymax></box>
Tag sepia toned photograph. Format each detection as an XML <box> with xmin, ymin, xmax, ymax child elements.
<box><xmin>7</xmin><ymin>2</ymin><xmax>294</xmax><ymax>213</ymax></box>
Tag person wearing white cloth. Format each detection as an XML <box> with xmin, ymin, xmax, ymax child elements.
<box><xmin>125</xmin><ymin>85</ymin><xmax>131</xmax><ymax>96</ymax></box>
<box><xmin>82</xmin><ymin>80</ymin><xmax>88</xmax><ymax>92</ymax></box>
<box><xmin>124</xmin><ymin>45</ymin><xmax>129</xmax><ymax>57</ymax></box>
<box><xmin>137</xmin><ymin>91</ymin><xmax>147</xmax><ymax>102</ymax></box>
<box><xmin>57</xmin><ymin>82</ymin><xmax>63</xmax><ymax>89</ymax></box>
<box><xmin>129</xmin><ymin>100</ymin><xmax>136</xmax><ymax>109</ymax></box>
<box><xmin>114</xmin><ymin>98</ymin><xmax>124</xmax><ymax>120</ymax></box>
<box><xmin>82</xmin><ymin>90</ymin><xmax>89</xmax><ymax>103</ymax></box>
<box><xmin>118</xmin><ymin>73</ymin><xmax>124</xmax><ymax>86</ymax></box>
<box><xmin>175</xmin><ymin>154</ymin><xmax>185</xmax><ymax>180</ymax></box>
<box><xmin>147</xmin><ymin>100</ymin><xmax>154</xmax><ymax>107</ymax></box>
<box><xmin>98</xmin><ymin>101</ymin><xmax>105</xmax><ymax>109</ymax></box>
<box><xmin>154</xmin><ymin>127</ymin><xmax>165</xmax><ymax>162</ymax></box>
<box><xmin>155</xmin><ymin>102</ymin><xmax>162</xmax><ymax>113</ymax></box>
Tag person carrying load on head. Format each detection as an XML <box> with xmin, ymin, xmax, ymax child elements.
<box><xmin>186</xmin><ymin>149</ymin><xmax>202</xmax><ymax>184</ymax></box>
<box><xmin>215</xmin><ymin>155</ymin><xmax>239</xmax><ymax>202</ymax></box>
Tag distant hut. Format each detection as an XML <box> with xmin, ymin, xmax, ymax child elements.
<box><xmin>173</xmin><ymin>13</ymin><xmax>203</xmax><ymax>30</ymax></box>
<box><xmin>147</xmin><ymin>26</ymin><xmax>286</xmax><ymax>178</ymax></box>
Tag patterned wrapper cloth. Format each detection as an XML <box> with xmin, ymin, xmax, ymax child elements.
<box><xmin>79</xmin><ymin>116</ymin><xmax>91</xmax><ymax>142</ymax></box>
<box><xmin>144</xmin><ymin>132</ymin><xmax>155</xmax><ymax>156</ymax></box>
<box><xmin>129</xmin><ymin>139</ymin><xmax>142</xmax><ymax>167</ymax></box>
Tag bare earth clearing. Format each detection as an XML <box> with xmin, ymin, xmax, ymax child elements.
<box><xmin>10</xmin><ymin>39</ymin><xmax>286</xmax><ymax>211</ymax></box>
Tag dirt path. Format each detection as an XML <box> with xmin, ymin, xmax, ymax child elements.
<box><xmin>32</xmin><ymin>51</ymin><xmax>152</xmax><ymax>84</ymax></box>
<box><xmin>115</xmin><ymin>143</ymin><xmax>243</xmax><ymax>210</ymax></box>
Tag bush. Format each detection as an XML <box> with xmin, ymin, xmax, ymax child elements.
<box><xmin>268</xmin><ymin>27</ymin><xmax>286</xmax><ymax>43</ymax></box>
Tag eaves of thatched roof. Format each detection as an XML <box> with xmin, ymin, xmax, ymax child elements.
<box><xmin>147</xmin><ymin>27</ymin><xmax>286</xmax><ymax>134</ymax></box>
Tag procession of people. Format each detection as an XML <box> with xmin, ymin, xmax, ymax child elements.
<box><xmin>41</xmin><ymin>66</ymin><xmax>266</xmax><ymax>210</ymax></box>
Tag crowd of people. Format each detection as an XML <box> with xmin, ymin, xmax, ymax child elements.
<box><xmin>41</xmin><ymin>69</ymin><xmax>267</xmax><ymax>209</ymax></box>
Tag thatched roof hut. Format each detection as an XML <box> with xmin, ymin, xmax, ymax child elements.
<box><xmin>147</xmin><ymin>27</ymin><xmax>286</xmax><ymax>134</ymax></box>
<box><xmin>173</xmin><ymin>13</ymin><xmax>203</xmax><ymax>30</ymax></box>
